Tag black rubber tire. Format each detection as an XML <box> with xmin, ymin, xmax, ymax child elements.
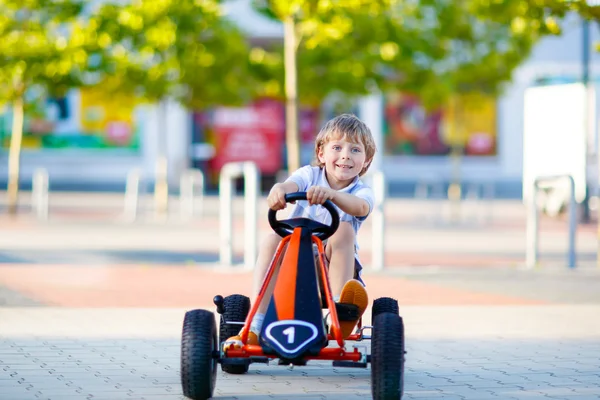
<box><xmin>219</xmin><ymin>294</ymin><xmax>251</xmax><ymax>374</ymax></box>
<box><xmin>371</xmin><ymin>312</ymin><xmax>405</xmax><ymax>400</ymax></box>
<box><xmin>372</xmin><ymin>297</ymin><xmax>399</xmax><ymax>325</ymax></box>
<box><xmin>181</xmin><ymin>309</ymin><xmax>217</xmax><ymax>400</ymax></box>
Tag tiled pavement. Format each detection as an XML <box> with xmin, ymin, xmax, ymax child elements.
<box><xmin>1</xmin><ymin>195</ymin><xmax>600</xmax><ymax>399</ymax></box>
<box><xmin>1</xmin><ymin>307</ymin><xmax>600</xmax><ymax>400</ymax></box>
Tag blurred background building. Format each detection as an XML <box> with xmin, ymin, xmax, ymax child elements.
<box><xmin>0</xmin><ymin>0</ymin><xmax>598</xmax><ymax>198</ymax></box>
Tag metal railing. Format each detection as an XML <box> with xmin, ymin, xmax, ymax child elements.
<box><xmin>122</xmin><ymin>168</ymin><xmax>143</xmax><ymax>223</ymax></box>
<box><xmin>180</xmin><ymin>168</ymin><xmax>205</xmax><ymax>220</ymax></box>
<box><xmin>219</xmin><ymin>161</ymin><xmax>260</xmax><ymax>269</ymax></box>
<box><xmin>414</xmin><ymin>179</ymin><xmax>494</xmax><ymax>224</ymax></box>
<box><xmin>414</xmin><ymin>179</ymin><xmax>445</xmax><ymax>222</ymax></box>
<box><xmin>31</xmin><ymin>168</ymin><xmax>49</xmax><ymax>221</ymax></box>
<box><xmin>122</xmin><ymin>167</ymin><xmax>206</xmax><ymax>223</ymax></box>
<box><xmin>464</xmin><ymin>182</ymin><xmax>495</xmax><ymax>224</ymax></box>
<box><xmin>370</xmin><ymin>170</ymin><xmax>386</xmax><ymax>271</ymax></box>
<box><xmin>526</xmin><ymin>175</ymin><xmax>577</xmax><ymax>269</ymax></box>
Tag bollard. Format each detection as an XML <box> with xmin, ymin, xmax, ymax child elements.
<box><xmin>414</xmin><ymin>181</ymin><xmax>429</xmax><ymax>200</ymax></box>
<box><xmin>31</xmin><ymin>168</ymin><xmax>49</xmax><ymax>221</ymax></box>
<box><xmin>180</xmin><ymin>168</ymin><xmax>205</xmax><ymax>220</ymax></box>
<box><xmin>219</xmin><ymin>162</ymin><xmax>260</xmax><ymax>269</ymax></box>
<box><xmin>371</xmin><ymin>170</ymin><xmax>386</xmax><ymax>271</ymax></box>
<box><xmin>482</xmin><ymin>182</ymin><xmax>495</xmax><ymax>223</ymax></box>
<box><xmin>526</xmin><ymin>175</ymin><xmax>577</xmax><ymax>269</ymax></box>
<box><xmin>414</xmin><ymin>179</ymin><xmax>444</xmax><ymax>223</ymax></box>
<box><xmin>464</xmin><ymin>183</ymin><xmax>480</xmax><ymax>223</ymax></box>
<box><xmin>459</xmin><ymin>182</ymin><xmax>495</xmax><ymax>224</ymax></box>
<box><xmin>123</xmin><ymin>168</ymin><xmax>142</xmax><ymax>223</ymax></box>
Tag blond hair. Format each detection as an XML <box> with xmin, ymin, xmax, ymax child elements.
<box><xmin>313</xmin><ymin>113</ymin><xmax>376</xmax><ymax>176</ymax></box>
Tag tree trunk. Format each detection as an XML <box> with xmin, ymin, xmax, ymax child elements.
<box><xmin>154</xmin><ymin>99</ymin><xmax>169</xmax><ymax>219</ymax></box>
<box><xmin>7</xmin><ymin>94</ymin><xmax>24</xmax><ymax>215</ymax></box>
<box><xmin>284</xmin><ymin>15</ymin><xmax>300</xmax><ymax>173</ymax></box>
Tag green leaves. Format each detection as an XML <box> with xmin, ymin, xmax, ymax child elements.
<box><xmin>0</xmin><ymin>0</ymin><xmax>92</xmax><ymax>104</ymax></box>
<box><xmin>90</xmin><ymin>0</ymin><xmax>256</xmax><ymax>108</ymax></box>
<box><xmin>2</xmin><ymin>0</ymin><xmax>595</xmax><ymax>113</ymax></box>
<box><xmin>249</xmin><ymin>0</ymin><xmax>593</xmax><ymax>109</ymax></box>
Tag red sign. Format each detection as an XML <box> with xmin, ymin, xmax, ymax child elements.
<box><xmin>208</xmin><ymin>99</ymin><xmax>285</xmax><ymax>174</ymax></box>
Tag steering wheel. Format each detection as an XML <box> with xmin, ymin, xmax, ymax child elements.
<box><xmin>268</xmin><ymin>192</ymin><xmax>340</xmax><ymax>240</ymax></box>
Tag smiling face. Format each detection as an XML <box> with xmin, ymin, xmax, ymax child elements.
<box><xmin>318</xmin><ymin>135</ymin><xmax>369</xmax><ymax>190</ymax></box>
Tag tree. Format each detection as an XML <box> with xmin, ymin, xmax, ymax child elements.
<box><xmin>248</xmin><ymin>0</ymin><xmax>582</xmax><ymax>172</ymax></box>
<box><xmin>91</xmin><ymin>0</ymin><xmax>256</xmax><ymax>217</ymax></box>
<box><xmin>251</xmin><ymin>0</ymin><xmax>400</xmax><ymax>172</ymax></box>
<box><xmin>0</xmin><ymin>0</ymin><xmax>94</xmax><ymax>215</ymax></box>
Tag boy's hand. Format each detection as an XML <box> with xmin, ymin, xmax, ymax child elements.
<box><xmin>307</xmin><ymin>186</ymin><xmax>335</xmax><ymax>205</ymax></box>
<box><xmin>267</xmin><ymin>184</ymin><xmax>288</xmax><ymax>210</ymax></box>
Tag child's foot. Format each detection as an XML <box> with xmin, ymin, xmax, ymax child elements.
<box><xmin>337</xmin><ymin>279</ymin><xmax>368</xmax><ymax>338</ymax></box>
<box><xmin>222</xmin><ymin>331</ymin><xmax>259</xmax><ymax>351</ymax></box>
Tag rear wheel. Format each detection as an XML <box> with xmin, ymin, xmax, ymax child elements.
<box><xmin>219</xmin><ymin>294</ymin><xmax>251</xmax><ymax>374</ymax></box>
<box><xmin>181</xmin><ymin>309</ymin><xmax>217</xmax><ymax>400</ymax></box>
<box><xmin>371</xmin><ymin>312</ymin><xmax>405</xmax><ymax>399</ymax></box>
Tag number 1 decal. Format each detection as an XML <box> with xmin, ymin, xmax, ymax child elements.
<box><xmin>282</xmin><ymin>327</ymin><xmax>295</xmax><ymax>344</ymax></box>
<box><xmin>264</xmin><ymin>320</ymin><xmax>319</xmax><ymax>356</ymax></box>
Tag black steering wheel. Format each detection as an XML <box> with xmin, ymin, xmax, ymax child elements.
<box><xmin>268</xmin><ymin>192</ymin><xmax>340</xmax><ymax>240</ymax></box>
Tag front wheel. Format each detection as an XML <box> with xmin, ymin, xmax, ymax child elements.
<box><xmin>372</xmin><ymin>297</ymin><xmax>399</xmax><ymax>325</ymax></box>
<box><xmin>181</xmin><ymin>309</ymin><xmax>218</xmax><ymax>400</ymax></box>
<box><xmin>371</xmin><ymin>312</ymin><xmax>405</xmax><ymax>399</ymax></box>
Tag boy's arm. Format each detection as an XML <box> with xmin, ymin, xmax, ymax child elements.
<box><xmin>331</xmin><ymin>191</ymin><xmax>370</xmax><ymax>218</ymax></box>
<box><xmin>306</xmin><ymin>186</ymin><xmax>371</xmax><ymax>217</ymax></box>
<box><xmin>274</xmin><ymin>181</ymin><xmax>299</xmax><ymax>195</ymax></box>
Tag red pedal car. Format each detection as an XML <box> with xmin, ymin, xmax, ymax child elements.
<box><xmin>180</xmin><ymin>192</ymin><xmax>405</xmax><ymax>399</ymax></box>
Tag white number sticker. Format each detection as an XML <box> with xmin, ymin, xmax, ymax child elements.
<box><xmin>282</xmin><ymin>326</ymin><xmax>295</xmax><ymax>344</ymax></box>
<box><xmin>264</xmin><ymin>320</ymin><xmax>319</xmax><ymax>356</ymax></box>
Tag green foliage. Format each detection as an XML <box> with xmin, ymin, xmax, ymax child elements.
<box><xmin>555</xmin><ymin>0</ymin><xmax>600</xmax><ymax>20</ymax></box>
<box><xmin>249</xmin><ymin>0</ymin><xmax>595</xmax><ymax>109</ymax></box>
<box><xmin>0</xmin><ymin>0</ymin><xmax>95</xmax><ymax>106</ymax></box>
<box><xmin>90</xmin><ymin>0</ymin><xmax>256</xmax><ymax>109</ymax></box>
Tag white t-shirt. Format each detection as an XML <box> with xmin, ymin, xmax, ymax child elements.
<box><xmin>285</xmin><ymin>165</ymin><xmax>374</xmax><ymax>255</ymax></box>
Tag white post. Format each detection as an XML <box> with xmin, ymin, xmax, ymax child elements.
<box><xmin>219</xmin><ymin>163</ymin><xmax>239</xmax><ymax>266</ymax></box>
<box><xmin>31</xmin><ymin>168</ymin><xmax>49</xmax><ymax>221</ymax></box>
<box><xmin>219</xmin><ymin>162</ymin><xmax>260</xmax><ymax>268</ymax></box>
<box><xmin>414</xmin><ymin>180</ymin><xmax>428</xmax><ymax>200</ymax></box>
<box><xmin>123</xmin><ymin>168</ymin><xmax>141</xmax><ymax>223</ymax></box>
<box><xmin>371</xmin><ymin>170</ymin><xmax>386</xmax><ymax>271</ymax></box>
<box><xmin>415</xmin><ymin>179</ymin><xmax>444</xmax><ymax>223</ymax></box>
<box><xmin>526</xmin><ymin>175</ymin><xmax>577</xmax><ymax>269</ymax></box>
<box><xmin>567</xmin><ymin>176</ymin><xmax>577</xmax><ymax>268</ymax></box>
<box><xmin>243</xmin><ymin>162</ymin><xmax>259</xmax><ymax>269</ymax></box>
<box><xmin>180</xmin><ymin>168</ymin><xmax>205</xmax><ymax>220</ymax></box>
<box><xmin>358</xmin><ymin>93</ymin><xmax>383</xmax><ymax>173</ymax></box>
<box><xmin>465</xmin><ymin>183</ymin><xmax>480</xmax><ymax>223</ymax></box>
<box><xmin>483</xmin><ymin>182</ymin><xmax>495</xmax><ymax>224</ymax></box>
<box><xmin>525</xmin><ymin>183</ymin><xmax>539</xmax><ymax>269</ymax></box>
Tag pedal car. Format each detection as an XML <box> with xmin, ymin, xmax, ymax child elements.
<box><xmin>180</xmin><ymin>192</ymin><xmax>405</xmax><ymax>399</ymax></box>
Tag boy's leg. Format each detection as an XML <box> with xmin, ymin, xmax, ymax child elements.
<box><xmin>326</xmin><ymin>222</ymin><xmax>356</xmax><ymax>297</ymax></box>
<box><xmin>224</xmin><ymin>233</ymin><xmax>281</xmax><ymax>349</ymax></box>
<box><xmin>253</xmin><ymin>233</ymin><xmax>283</xmax><ymax>299</ymax></box>
<box><xmin>326</xmin><ymin>222</ymin><xmax>368</xmax><ymax>338</ymax></box>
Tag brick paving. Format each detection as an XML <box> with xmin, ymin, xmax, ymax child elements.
<box><xmin>2</xmin><ymin>336</ymin><xmax>600</xmax><ymax>400</ymax></box>
<box><xmin>1</xmin><ymin>307</ymin><xmax>600</xmax><ymax>399</ymax></box>
<box><xmin>1</xmin><ymin>194</ymin><xmax>600</xmax><ymax>399</ymax></box>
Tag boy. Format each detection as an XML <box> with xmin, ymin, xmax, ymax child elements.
<box><xmin>225</xmin><ymin>113</ymin><xmax>377</xmax><ymax>349</ymax></box>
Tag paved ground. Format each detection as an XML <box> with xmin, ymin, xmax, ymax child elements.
<box><xmin>2</xmin><ymin>307</ymin><xmax>600</xmax><ymax>400</ymax></box>
<box><xmin>1</xmin><ymin>193</ymin><xmax>600</xmax><ymax>399</ymax></box>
